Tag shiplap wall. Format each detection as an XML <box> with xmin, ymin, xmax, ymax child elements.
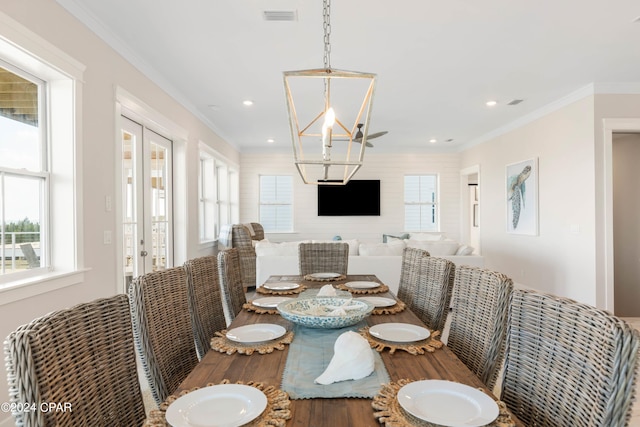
<box><xmin>240</xmin><ymin>151</ymin><xmax>462</xmax><ymax>243</ymax></box>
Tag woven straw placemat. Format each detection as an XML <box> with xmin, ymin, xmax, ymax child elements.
<box><xmin>303</xmin><ymin>273</ymin><xmax>347</xmax><ymax>282</ymax></box>
<box><xmin>144</xmin><ymin>379</ymin><xmax>292</xmax><ymax>427</ymax></box>
<box><xmin>256</xmin><ymin>285</ymin><xmax>307</xmax><ymax>295</ymax></box>
<box><xmin>210</xmin><ymin>330</ymin><xmax>294</xmax><ymax>355</ymax></box>
<box><xmin>336</xmin><ymin>283</ymin><xmax>390</xmax><ymax>295</ymax></box>
<box><xmin>371</xmin><ymin>299</ymin><xmax>406</xmax><ymax>315</ymax></box>
<box><xmin>358</xmin><ymin>327</ymin><xmax>443</xmax><ymax>355</ymax></box>
<box><xmin>372</xmin><ymin>379</ymin><xmax>516</xmax><ymax>427</ymax></box>
<box><xmin>243</xmin><ymin>302</ymin><xmax>279</xmax><ymax>314</ymax></box>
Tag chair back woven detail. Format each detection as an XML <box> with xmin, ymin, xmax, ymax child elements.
<box><xmin>411</xmin><ymin>256</ymin><xmax>455</xmax><ymax>332</ymax></box>
<box><xmin>500</xmin><ymin>289</ymin><xmax>640</xmax><ymax>427</ymax></box>
<box><xmin>397</xmin><ymin>247</ymin><xmax>430</xmax><ymax>305</ymax></box>
<box><xmin>298</xmin><ymin>242</ymin><xmax>349</xmax><ymax>276</ymax></box>
<box><xmin>446</xmin><ymin>265</ymin><xmax>513</xmax><ymax>390</ymax></box>
<box><xmin>218</xmin><ymin>223</ymin><xmax>264</xmax><ymax>288</ymax></box>
<box><xmin>4</xmin><ymin>295</ymin><xmax>145</xmax><ymax>426</ymax></box>
<box><xmin>185</xmin><ymin>256</ymin><xmax>227</xmax><ymax>360</ymax></box>
<box><xmin>128</xmin><ymin>266</ymin><xmax>198</xmax><ymax>406</ymax></box>
<box><xmin>218</xmin><ymin>248</ymin><xmax>247</xmax><ymax>325</ymax></box>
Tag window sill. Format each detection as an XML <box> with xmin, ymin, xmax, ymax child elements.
<box><xmin>0</xmin><ymin>269</ymin><xmax>89</xmax><ymax>307</ymax></box>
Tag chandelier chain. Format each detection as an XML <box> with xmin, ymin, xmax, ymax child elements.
<box><xmin>323</xmin><ymin>0</ymin><xmax>331</xmax><ymax>70</ymax></box>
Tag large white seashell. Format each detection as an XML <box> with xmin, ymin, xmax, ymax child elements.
<box><xmin>314</xmin><ymin>331</ymin><xmax>375</xmax><ymax>385</ymax></box>
<box><xmin>317</xmin><ymin>284</ymin><xmax>337</xmax><ymax>297</ymax></box>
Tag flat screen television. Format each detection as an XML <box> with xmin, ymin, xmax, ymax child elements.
<box><xmin>317</xmin><ymin>180</ymin><xmax>381</xmax><ymax>216</ymax></box>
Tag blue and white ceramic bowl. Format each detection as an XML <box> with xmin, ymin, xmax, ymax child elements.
<box><xmin>277</xmin><ymin>297</ymin><xmax>374</xmax><ymax>329</ymax></box>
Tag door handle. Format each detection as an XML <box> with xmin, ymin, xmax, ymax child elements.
<box><xmin>140</xmin><ymin>250</ymin><xmax>148</xmax><ymax>257</ymax></box>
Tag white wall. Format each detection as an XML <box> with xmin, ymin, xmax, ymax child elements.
<box><xmin>460</xmin><ymin>96</ymin><xmax>598</xmax><ymax>304</ymax></box>
<box><xmin>0</xmin><ymin>2</ymin><xmax>237</xmax><ymax>422</ymax></box>
<box><xmin>239</xmin><ymin>151</ymin><xmax>463</xmax><ymax>243</ymax></box>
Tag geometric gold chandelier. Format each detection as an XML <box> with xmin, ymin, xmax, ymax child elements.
<box><xmin>283</xmin><ymin>0</ymin><xmax>377</xmax><ymax>185</ymax></box>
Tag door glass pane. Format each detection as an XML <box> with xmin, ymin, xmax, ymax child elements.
<box><xmin>122</xmin><ymin>127</ymin><xmax>138</xmax><ymax>284</ymax></box>
<box><xmin>149</xmin><ymin>141</ymin><xmax>168</xmax><ymax>271</ymax></box>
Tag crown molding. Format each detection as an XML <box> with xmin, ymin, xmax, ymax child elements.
<box><xmin>55</xmin><ymin>0</ymin><xmax>240</xmax><ymax>151</ymax></box>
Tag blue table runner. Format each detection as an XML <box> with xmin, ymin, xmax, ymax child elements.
<box><xmin>281</xmin><ymin>321</ymin><xmax>390</xmax><ymax>399</ymax></box>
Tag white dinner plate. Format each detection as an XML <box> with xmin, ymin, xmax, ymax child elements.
<box><xmin>251</xmin><ymin>296</ymin><xmax>293</xmax><ymax>308</ymax></box>
<box><xmin>357</xmin><ymin>296</ymin><xmax>397</xmax><ymax>307</ymax></box>
<box><xmin>345</xmin><ymin>281</ymin><xmax>380</xmax><ymax>289</ymax></box>
<box><xmin>397</xmin><ymin>380</ymin><xmax>499</xmax><ymax>426</ymax></box>
<box><xmin>308</xmin><ymin>272</ymin><xmax>341</xmax><ymax>279</ymax></box>
<box><xmin>368</xmin><ymin>323</ymin><xmax>430</xmax><ymax>342</ymax></box>
<box><xmin>263</xmin><ymin>282</ymin><xmax>300</xmax><ymax>290</ymax></box>
<box><xmin>165</xmin><ymin>384</ymin><xmax>268</xmax><ymax>427</ymax></box>
<box><xmin>225</xmin><ymin>324</ymin><xmax>286</xmax><ymax>343</ymax></box>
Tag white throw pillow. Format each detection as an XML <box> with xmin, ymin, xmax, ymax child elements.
<box><xmin>404</xmin><ymin>239</ymin><xmax>460</xmax><ymax>256</ymax></box>
<box><xmin>358</xmin><ymin>240</ymin><xmax>406</xmax><ymax>256</ymax></box>
<box><xmin>251</xmin><ymin>238</ymin><xmax>268</xmax><ymax>248</ymax></box>
<box><xmin>455</xmin><ymin>245</ymin><xmax>475</xmax><ymax>256</ymax></box>
<box><xmin>409</xmin><ymin>232</ymin><xmax>445</xmax><ymax>241</ymax></box>
<box><xmin>312</xmin><ymin>239</ymin><xmax>360</xmax><ymax>256</ymax></box>
<box><xmin>255</xmin><ymin>240</ymin><xmax>309</xmax><ymax>256</ymax></box>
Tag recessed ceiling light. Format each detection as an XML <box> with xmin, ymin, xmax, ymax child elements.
<box><xmin>243</xmin><ymin>100</ymin><xmax>254</xmax><ymax>106</ymax></box>
<box><xmin>267</xmin><ymin>138</ymin><xmax>275</xmax><ymax>143</ymax></box>
<box><xmin>445</xmin><ymin>138</ymin><xmax>454</xmax><ymax>143</ymax></box>
<box><xmin>429</xmin><ymin>139</ymin><xmax>437</xmax><ymax>143</ymax></box>
<box><xmin>486</xmin><ymin>100</ymin><xmax>497</xmax><ymax>107</ymax></box>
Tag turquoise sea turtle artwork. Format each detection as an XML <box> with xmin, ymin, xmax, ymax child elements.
<box><xmin>507</xmin><ymin>165</ymin><xmax>532</xmax><ymax>229</ymax></box>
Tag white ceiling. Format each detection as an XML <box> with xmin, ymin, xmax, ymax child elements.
<box><xmin>56</xmin><ymin>0</ymin><xmax>640</xmax><ymax>153</ymax></box>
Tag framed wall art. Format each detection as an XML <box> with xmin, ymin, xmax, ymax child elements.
<box><xmin>506</xmin><ymin>157</ymin><xmax>538</xmax><ymax>235</ymax></box>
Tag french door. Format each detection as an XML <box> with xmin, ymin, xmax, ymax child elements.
<box><xmin>121</xmin><ymin>116</ymin><xmax>173</xmax><ymax>286</ymax></box>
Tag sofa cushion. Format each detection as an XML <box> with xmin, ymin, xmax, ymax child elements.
<box><xmin>255</xmin><ymin>240</ymin><xmax>310</xmax><ymax>256</ymax></box>
<box><xmin>312</xmin><ymin>239</ymin><xmax>360</xmax><ymax>255</ymax></box>
<box><xmin>409</xmin><ymin>232</ymin><xmax>445</xmax><ymax>241</ymax></box>
<box><xmin>359</xmin><ymin>240</ymin><xmax>406</xmax><ymax>256</ymax></box>
<box><xmin>455</xmin><ymin>245</ymin><xmax>475</xmax><ymax>255</ymax></box>
<box><xmin>404</xmin><ymin>239</ymin><xmax>460</xmax><ymax>256</ymax></box>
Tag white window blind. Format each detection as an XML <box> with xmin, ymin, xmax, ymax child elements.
<box><xmin>404</xmin><ymin>175</ymin><xmax>438</xmax><ymax>231</ymax></box>
<box><xmin>259</xmin><ymin>175</ymin><xmax>293</xmax><ymax>232</ymax></box>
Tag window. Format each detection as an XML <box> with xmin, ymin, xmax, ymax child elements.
<box><xmin>198</xmin><ymin>151</ymin><xmax>216</xmax><ymax>242</ymax></box>
<box><xmin>198</xmin><ymin>144</ymin><xmax>239</xmax><ymax>242</ymax></box>
<box><xmin>259</xmin><ymin>175</ymin><xmax>293</xmax><ymax>232</ymax></box>
<box><xmin>0</xmin><ymin>64</ymin><xmax>46</xmax><ymax>280</ymax></box>
<box><xmin>404</xmin><ymin>175</ymin><xmax>438</xmax><ymax>231</ymax></box>
<box><xmin>0</xmin><ymin>16</ymin><xmax>83</xmax><ymax>297</ymax></box>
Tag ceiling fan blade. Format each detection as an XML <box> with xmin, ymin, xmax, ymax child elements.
<box><xmin>353</xmin><ymin>139</ymin><xmax>374</xmax><ymax>148</ymax></box>
<box><xmin>365</xmin><ymin>131</ymin><xmax>388</xmax><ymax>140</ymax></box>
<box><xmin>354</xmin><ymin>131</ymin><xmax>387</xmax><ymax>141</ymax></box>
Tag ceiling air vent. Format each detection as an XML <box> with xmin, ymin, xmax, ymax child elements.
<box><xmin>507</xmin><ymin>99</ymin><xmax>524</xmax><ymax>106</ymax></box>
<box><xmin>263</xmin><ymin>10</ymin><xmax>298</xmax><ymax>21</ymax></box>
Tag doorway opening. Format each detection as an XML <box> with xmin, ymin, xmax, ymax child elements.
<box><xmin>460</xmin><ymin>165</ymin><xmax>480</xmax><ymax>254</ymax></box>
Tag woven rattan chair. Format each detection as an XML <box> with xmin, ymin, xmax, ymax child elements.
<box><xmin>218</xmin><ymin>248</ymin><xmax>247</xmax><ymax>325</ymax></box>
<box><xmin>410</xmin><ymin>256</ymin><xmax>455</xmax><ymax>332</ymax></box>
<box><xmin>396</xmin><ymin>247</ymin><xmax>430</xmax><ymax>304</ymax></box>
<box><xmin>185</xmin><ymin>255</ymin><xmax>227</xmax><ymax>360</ymax></box>
<box><xmin>4</xmin><ymin>295</ymin><xmax>145</xmax><ymax>426</ymax></box>
<box><xmin>500</xmin><ymin>289</ymin><xmax>640</xmax><ymax>427</ymax></box>
<box><xmin>446</xmin><ymin>265</ymin><xmax>513</xmax><ymax>390</ymax></box>
<box><xmin>298</xmin><ymin>242</ymin><xmax>349</xmax><ymax>276</ymax></box>
<box><xmin>218</xmin><ymin>223</ymin><xmax>264</xmax><ymax>288</ymax></box>
<box><xmin>128</xmin><ymin>266</ymin><xmax>198</xmax><ymax>406</ymax></box>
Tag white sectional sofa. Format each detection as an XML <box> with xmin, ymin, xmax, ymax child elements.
<box><xmin>255</xmin><ymin>236</ymin><xmax>484</xmax><ymax>295</ymax></box>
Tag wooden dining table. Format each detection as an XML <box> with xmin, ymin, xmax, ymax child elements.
<box><xmin>173</xmin><ymin>274</ymin><xmax>523</xmax><ymax>427</ymax></box>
